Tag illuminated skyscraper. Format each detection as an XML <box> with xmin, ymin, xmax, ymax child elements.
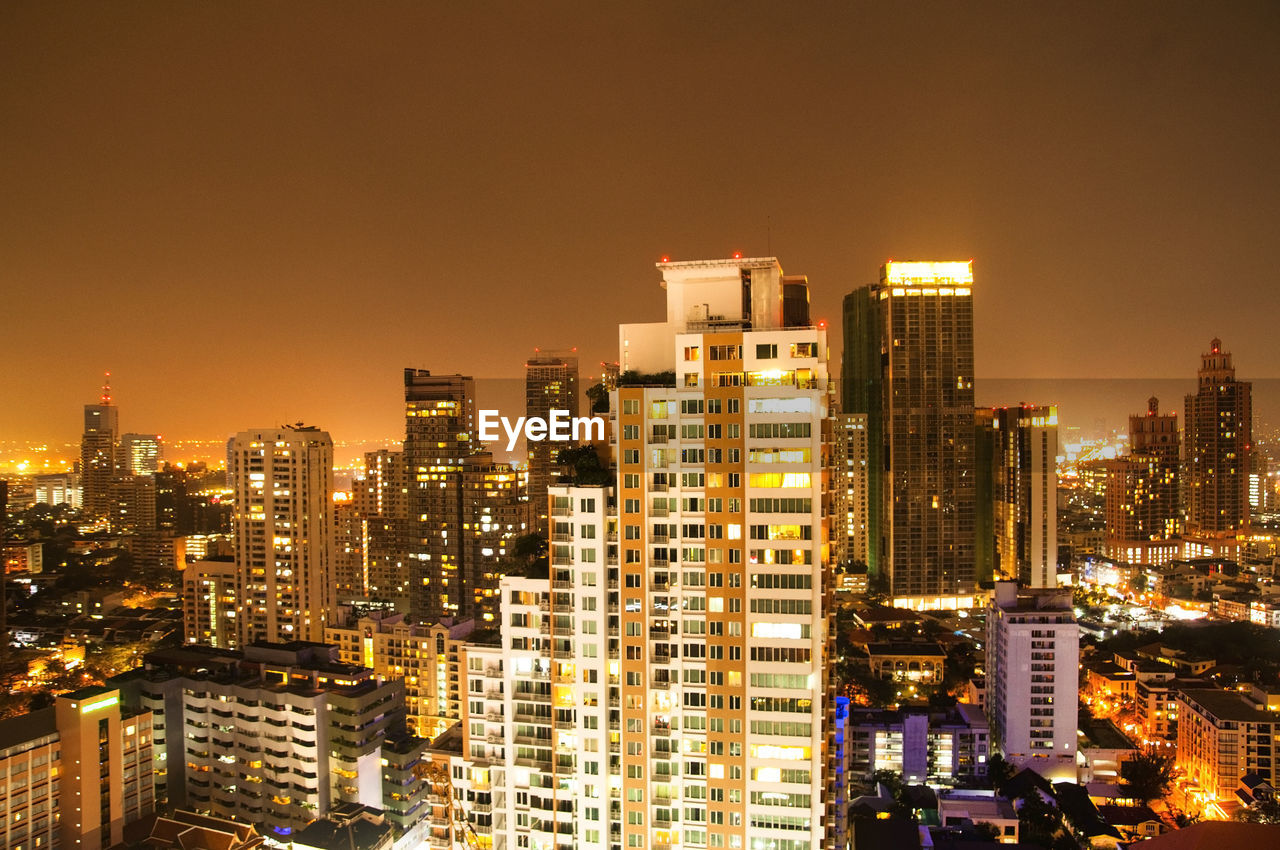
<box><xmin>979</xmin><ymin>405</ymin><xmax>1059</xmax><ymax>588</ymax></box>
<box><xmin>230</xmin><ymin>424</ymin><xmax>335</xmax><ymax>643</ymax></box>
<box><xmin>518</xmin><ymin>256</ymin><xmax>834</xmax><ymax>850</ymax></box>
<box><xmin>119</xmin><ymin>433</ymin><xmax>163</xmax><ymax>475</ymax></box>
<box><xmin>526</xmin><ymin>350</ymin><xmax>580</xmax><ymax>528</ymax></box>
<box><xmin>80</xmin><ymin>375</ymin><xmax>119</xmax><ymax>520</ymax></box>
<box><xmin>833</xmin><ymin>413</ymin><xmax>868</xmax><ymax>567</ymax></box>
<box><xmin>1103</xmin><ymin>397</ymin><xmax>1181</xmax><ymax>564</ymax></box>
<box><xmin>1185</xmin><ymin>338</ymin><xmax>1252</xmax><ymax>535</ymax></box>
<box><xmin>842</xmin><ymin>262</ymin><xmax>977</xmax><ymax>600</ymax></box>
<box><xmin>354</xmin><ymin>448</ymin><xmax>412</xmax><ymax>609</ymax></box>
<box><xmin>404</xmin><ymin>370</ymin><xmax>475</xmax><ymax>622</ymax></box>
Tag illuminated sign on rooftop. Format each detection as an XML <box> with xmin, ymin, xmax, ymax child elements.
<box><xmin>80</xmin><ymin>694</ymin><xmax>118</xmax><ymax>714</ymax></box>
<box><xmin>884</xmin><ymin>261</ymin><xmax>973</xmax><ymax>285</ymax></box>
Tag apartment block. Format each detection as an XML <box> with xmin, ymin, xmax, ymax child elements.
<box><xmin>118</xmin><ymin>642</ymin><xmax>407</xmax><ymax>841</ymax></box>
<box><xmin>0</xmin><ymin>685</ymin><xmax>155</xmax><ymax>850</ymax></box>
<box><xmin>985</xmin><ymin>581</ymin><xmax>1079</xmax><ymax>781</ymax></box>
<box><xmin>325</xmin><ymin>610</ymin><xmax>477</xmax><ymax>740</ymax></box>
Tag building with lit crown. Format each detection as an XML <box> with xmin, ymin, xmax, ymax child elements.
<box><xmin>842</xmin><ymin>261</ymin><xmax>977</xmax><ymax>602</ymax></box>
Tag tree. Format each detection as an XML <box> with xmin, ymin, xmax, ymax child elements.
<box><xmin>585</xmin><ymin>382</ymin><xmax>609</xmax><ymax>414</ymax></box>
<box><xmin>555</xmin><ymin>446</ymin><xmax>611</xmax><ymax>486</ymax></box>
<box><xmin>973</xmin><ymin>822</ymin><xmax>1002</xmax><ymax>841</ymax></box>
<box><xmin>1235</xmin><ymin>798</ymin><xmax>1280</xmax><ymax>824</ymax></box>
<box><xmin>866</xmin><ymin>569</ymin><xmax>890</xmax><ymax>601</ymax></box>
<box><xmin>986</xmin><ymin>753</ymin><xmax>1015</xmax><ymax>793</ymax></box>
<box><xmin>1120</xmin><ymin>748</ymin><xmax>1175</xmax><ymax>804</ymax></box>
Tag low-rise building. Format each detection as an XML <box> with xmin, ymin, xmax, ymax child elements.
<box><xmin>1176</xmin><ymin>687</ymin><xmax>1280</xmax><ymax>814</ymax></box>
<box><xmin>936</xmin><ymin>789</ymin><xmax>1019</xmax><ymax>842</ymax></box>
<box><xmin>845</xmin><ymin>704</ymin><xmax>989</xmax><ymax>784</ymax></box>
<box><xmin>865</xmin><ymin>642</ymin><xmax>946</xmax><ymax>683</ymax></box>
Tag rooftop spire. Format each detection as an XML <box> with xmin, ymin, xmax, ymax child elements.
<box><xmin>101</xmin><ymin>371</ymin><xmax>112</xmax><ymax>405</ymax></box>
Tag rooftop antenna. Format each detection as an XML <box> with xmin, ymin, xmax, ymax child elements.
<box><xmin>101</xmin><ymin>371</ymin><xmax>112</xmax><ymax>405</ymax></box>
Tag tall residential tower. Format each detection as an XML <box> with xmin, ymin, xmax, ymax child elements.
<box><xmin>1185</xmin><ymin>339</ymin><xmax>1252</xmax><ymax>535</ymax></box>
<box><xmin>842</xmin><ymin>261</ymin><xmax>977</xmax><ymax>600</ymax></box>
<box><xmin>230</xmin><ymin>424</ymin><xmax>335</xmax><ymax>644</ymax></box>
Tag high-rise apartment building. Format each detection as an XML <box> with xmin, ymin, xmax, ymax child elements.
<box><xmin>120</xmin><ymin>642</ymin><xmax>408</xmax><ymax>839</ymax></box>
<box><xmin>461</xmin><ymin>452</ymin><xmax>524</xmax><ymax>620</ymax></box>
<box><xmin>614</xmin><ymin>256</ymin><xmax>832</xmax><ymax>850</ymax></box>
<box><xmin>1104</xmin><ymin>397</ymin><xmax>1181</xmax><ymax>563</ymax></box>
<box><xmin>325</xmin><ymin>610</ymin><xmax>477</xmax><ymax>739</ymax></box>
<box><xmin>404</xmin><ymin>370</ymin><xmax>475</xmax><ymax>622</ymax></box>
<box><xmin>81</xmin><ymin>382</ymin><xmax>119</xmax><ymax>520</ymax></box>
<box><xmin>230</xmin><ymin>425</ymin><xmax>335</xmax><ymax>644</ymax></box>
<box><xmin>182</xmin><ymin>556</ymin><xmax>238</xmax><ymax>647</ymax></box>
<box><xmin>526</xmin><ymin>350</ymin><xmax>580</xmax><ymax>527</ymax></box>
<box><xmin>843</xmin><ymin>262</ymin><xmax>977</xmax><ymax>600</ymax></box>
<box><xmin>985</xmin><ymin>581</ymin><xmax>1079</xmax><ymax>781</ymax></box>
<box><xmin>0</xmin><ymin>685</ymin><xmax>156</xmax><ymax>850</ymax></box>
<box><xmin>979</xmin><ymin>406</ymin><xmax>1058</xmax><ymax>588</ymax></box>
<box><xmin>355</xmin><ymin>449</ymin><xmax>412</xmax><ymax>609</ymax></box>
<box><xmin>1185</xmin><ymin>339</ymin><xmax>1252</xmax><ymax>535</ymax></box>
<box><xmin>833</xmin><ymin>413</ymin><xmax>868</xmax><ymax>567</ymax></box>
<box><xmin>334</xmin><ymin>499</ymin><xmax>366</xmax><ymax>599</ymax></box>
<box><xmin>119</xmin><ymin>433</ymin><xmax>163</xmax><ymax>475</ymax></box>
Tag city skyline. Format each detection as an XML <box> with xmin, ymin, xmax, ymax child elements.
<box><xmin>4</xmin><ymin>2</ymin><xmax>1280</xmax><ymax>444</ymax></box>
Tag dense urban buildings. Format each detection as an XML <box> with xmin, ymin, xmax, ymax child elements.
<box><xmin>842</xmin><ymin>261</ymin><xmax>977</xmax><ymax>602</ymax></box>
<box><xmin>1185</xmin><ymin>338</ymin><xmax>1253</xmax><ymax>535</ymax></box>
<box><xmin>230</xmin><ymin>425</ymin><xmax>336</xmax><ymax>644</ymax></box>
<box><xmin>525</xmin><ymin>349</ymin><xmax>580</xmax><ymax>526</ymax></box>
<box><xmin>985</xmin><ymin>581</ymin><xmax>1079</xmax><ymax>781</ymax></box>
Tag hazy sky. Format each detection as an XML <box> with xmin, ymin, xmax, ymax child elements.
<box><xmin>3</xmin><ymin>1</ymin><xmax>1278</xmax><ymax>445</ymax></box>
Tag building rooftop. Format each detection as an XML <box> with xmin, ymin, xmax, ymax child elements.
<box><xmin>867</xmin><ymin>642</ymin><xmax>947</xmax><ymax>657</ymax></box>
<box><xmin>1123</xmin><ymin>821</ymin><xmax>1280</xmax><ymax>849</ymax></box>
<box><xmin>291</xmin><ymin>804</ymin><xmax>391</xmax><ymax>850</ymax></box>
<box><xmin>1078</xmin><ymin>715</ymin><xmax>1138</xmax><ymax>751</ymax></box>
<box><xmin>1180</xmin><ymin>689</ymin><xmax>1280</xmax><ymax>723</ymax></box>
<box><xmin>0</xmin><ymin>706</ymin><xmax>55</xmax><ymax>751</ymax></box>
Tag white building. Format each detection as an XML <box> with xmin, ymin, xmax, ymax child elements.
<box><xmin>985</xmin><ymin>581</ymin><xmax>1079</xmax><ymax>781</ymax></box>
<box><xmin>451</xmin><ymin>257</ymin><xmax>834</xmax><ymax>850</ymax></box>
<box><xmin>120</xmin><ymin>642</ymin><xmax>408</xmax><ymax>843</ymax></box>
<box><xmin>230</xmin><ymin>425</ymin><xmax>335</xmax><ymax>644</ymax></box>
